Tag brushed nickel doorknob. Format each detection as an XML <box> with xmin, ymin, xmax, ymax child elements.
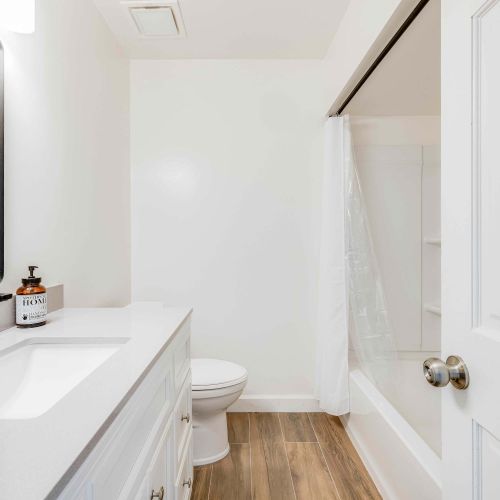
<box><xmin>150</xmin><ymin>486</ymin><xmax>164</xmax><ymax>500</ymax></box>
<box><xmin>423</xmin><ymin>355</ymin><xmax>469</xmax><ymax>389</ymax></box>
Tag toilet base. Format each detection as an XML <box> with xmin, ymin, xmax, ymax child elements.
<box><xmin>193</xmin><ymin>409</ymin><xmax>231</xmax><ymax>466</ymax></box>
<box><xmin>193</xmin><ymin>443</ymin><xmax>230</xmax><ymax>466</ymax></box>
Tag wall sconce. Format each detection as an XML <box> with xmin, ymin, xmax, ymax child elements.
<box><xmin>0</xmin><ymin>0</ymin><xmax>35</xmax><ymax>34</ymax></box>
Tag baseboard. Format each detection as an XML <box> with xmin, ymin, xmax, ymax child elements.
<box><xmin>229</xmin><ymin>394</ymin><xmax>320</xmax><ymax>412</ymax></box>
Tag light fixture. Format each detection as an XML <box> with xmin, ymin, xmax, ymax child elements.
<box><xmin>129</xmin><ymin>6</ymin><xmax>178</xmax><ymax>37</ymax></box>
<box><xmin>0</xmin><ymin>0</ymin><xmax>35</xmax><ymax>34</ymax></box>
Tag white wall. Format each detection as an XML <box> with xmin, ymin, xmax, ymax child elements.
<box><xmin>351</xmin><ymin>116</ymin><xmax>441</xmax><ymax>145</ymax></box>
<box><xmin>0</xmin><ymin>0</ymin><xmax>130</xmax><ymax>306</ymax></box>
<box><xmin>131</xmin><ymin>60</ymin><xmax>324</xmax><ymax>396</ymax></box>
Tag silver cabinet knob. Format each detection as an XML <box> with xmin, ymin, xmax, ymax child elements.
<box><xmin>150</xmin><ymin>486</ymin><xmax>165</xmax><ymax>500</ymax></box>
<box><xmin>183</xmin><ymin>478</ymin><xmax>192</xmax><ymax>488</ymax></box>
<box><xmin>181</xmin><ymin>413</ymin><xmax>190</xmax><ymax>423</ymax></box>
<box><xmin>423</xmin><ymin>355</ymin><xmax>469</xmax><ymax>389</ymax></box>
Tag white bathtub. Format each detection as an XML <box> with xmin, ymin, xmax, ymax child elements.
<box><xmin>341</xmin><ymin>368</ymin><xmax>442</xmax><ymax>500</ymax></box>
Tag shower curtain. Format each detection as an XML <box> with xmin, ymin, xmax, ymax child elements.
<box><xmin>315</xmin><ymin>116</ymin><xmax>350</xmax><ymax>415</ymax></box>
<box><xmin>316</xmin><ymin>115</ymin><xmax>396</xmax><ymax>415</ymax></box>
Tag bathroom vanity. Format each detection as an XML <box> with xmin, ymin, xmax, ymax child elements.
<box><xmin>0</xmin><ymin>303</ymin><xmax>193</xmax><ymax>500</ymax></box>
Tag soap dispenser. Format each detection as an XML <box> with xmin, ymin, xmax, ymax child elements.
<box><xmin>16</xmin><ymin>266</ymin><xmax>47</xmax><ymax>328</ymax></box>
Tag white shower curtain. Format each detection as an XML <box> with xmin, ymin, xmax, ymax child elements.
<box><xmin>315</xmin><ymin>116</ymin><xmax>350</xmax><ymax>415</ymax></box>
<box><xmin>315</xmin><ymin>115</ymin><xmax>397</xmax><ymax>415</ymax></box>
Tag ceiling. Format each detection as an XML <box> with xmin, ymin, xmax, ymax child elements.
<box><xmin>345</xmin><ymin>0</ymin><xmax>440</xmax><ymax>116</ymax></box>
<box><xmin>93</xmin><ymin>0</ymin><xmax>350</xmax><ymax>59</ymax></box>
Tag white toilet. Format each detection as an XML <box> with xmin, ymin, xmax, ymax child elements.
<box><xmin>191</xmin><ymin>358</ymin><xmax>247</xmax><ymax>466</ymax></box>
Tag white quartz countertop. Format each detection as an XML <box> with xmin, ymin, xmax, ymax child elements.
<box><xmin>0</xmin><ymin>302</ymin><xmax>192</xmax><ymax>500</ymax></box>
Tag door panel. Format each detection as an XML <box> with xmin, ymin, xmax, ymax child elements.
<box><xmin>473</xmin><ymin>1</ymin><xmax>500</xmax><ymax>332</ymax></box>
<box><xmin>442</xmin><ymin>0</ymin><xmax>500</xmax><ymax>498</ymax></box>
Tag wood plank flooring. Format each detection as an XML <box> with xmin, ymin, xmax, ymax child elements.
<box><xmin>191</xmin><ymin>413</ymin><xmax>381</xmax><ymax>500</ymax></box>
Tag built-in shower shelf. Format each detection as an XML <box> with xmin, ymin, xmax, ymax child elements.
<box><xmin>424</xmin><ymin>304</ymin><xmax>441</xmax><ymax>316</ymax></box>
<box><xmin>424</xmin><ymin>237</ymin><xmax>441</xmax><ymax>247</ymax></box>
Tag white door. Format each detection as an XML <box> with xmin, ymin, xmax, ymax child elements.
<box><xmin>441</xmin><ymin>0</ymin><xmax>500</xmax><ymax>498</ymax></box>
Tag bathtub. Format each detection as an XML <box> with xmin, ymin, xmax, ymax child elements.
<box><xmin>341</xmin><ymin>368</ymin><xmax>442</xmax><ymax>499</ymax></box>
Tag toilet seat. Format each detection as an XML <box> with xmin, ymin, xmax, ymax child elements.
<box><xmin>192</xmin><ymin>358</ymin><xmax>248</xmax><ymax>391</ymax></box>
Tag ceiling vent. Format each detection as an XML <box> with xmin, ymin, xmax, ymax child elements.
<box><xmin>121</xmin><ymin>1</ymin><xmax>186</xmax><ymax>38</ymax></box>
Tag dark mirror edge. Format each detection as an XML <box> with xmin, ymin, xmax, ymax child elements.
<box><xmin>0</xmin><ymin>41</ymin><xmax>4</xmax><ymax>283</ymax></box>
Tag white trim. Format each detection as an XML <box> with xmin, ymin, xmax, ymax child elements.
<box><xmin>472</xmin><ymin>420</ymin><xmax>483</xmax><ymax>500</ymax></box>
<box><xmin>228</xmin><ymin>394</ymin><xmax>320</xmax><ymax>413</ymax></box>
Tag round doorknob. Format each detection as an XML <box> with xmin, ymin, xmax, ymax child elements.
<box><xmin>423</xmin><ymin>355</ymin><xmax>469</xmax><ymax>390</ymax></box>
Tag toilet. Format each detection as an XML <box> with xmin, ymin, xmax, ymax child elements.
<box><xmin>191</xmin><ymin>358</ymin><xmax>247</xmax><ymax>466</ymax></box>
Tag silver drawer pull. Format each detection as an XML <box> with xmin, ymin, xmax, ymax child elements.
<box><xmin>181</xmin><ymin>413</ymin><xmax>190</xmax><ymax>423</ymax></box>
<box><xmin>183</xmin><ymin>478</ymin><xmax>192</xmax><ymax>488</ymax></box>
<box><xmin>151</xmin><ymin>486</ymin><xmax>165</xmax><ymax>500</ymax></box>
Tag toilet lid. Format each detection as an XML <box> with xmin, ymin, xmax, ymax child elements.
<box><xmin>191</xmin><ymin>359</ymin><xmax>248</xmax><ymax>390</ymax></box>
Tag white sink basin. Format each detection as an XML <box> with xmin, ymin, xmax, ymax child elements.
<box><xmin>0</xmin><ymin>338</ymin><xmax>128</xmax><ymax>419</ymax></box>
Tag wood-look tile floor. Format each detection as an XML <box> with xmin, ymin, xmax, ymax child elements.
<box><xmin>191</xmin><ymin>413</ymin><xmax>381</xmax><ymax>500</ymax></box>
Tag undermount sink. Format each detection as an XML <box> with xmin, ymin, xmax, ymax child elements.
<box><xmin>0</xmin><ymin>338</ymin><xmax>129</xmax><ymax>419</ymax></box>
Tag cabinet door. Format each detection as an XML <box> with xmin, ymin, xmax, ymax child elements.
<box><xmin>174</xmin><ymin>376</ymin><xmax>192</xmax><ymax>470</ymax></box>
<box><xmin>89</xmin><ymin>351</ymin><xmax>174</xmax><ymax>500</ymax></box>
<box><xmin>175</xmin><ymin>433</ymin><xmax>193</xmax><ymax>500</ymax></box>
<box><xmin>134</xmin><ymin>478</ymin><xmax>149</xmax><ymax>500</ymax></box>
<box><xmin>144</xmin><ymin>423</ymin><xmax>175</xmax><ymax>500</ymax></box>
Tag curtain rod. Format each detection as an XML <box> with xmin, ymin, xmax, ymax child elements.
<box><xmin>330</xmin><ymin>0</ymin><xmax>431</xmax><ymax>117</ymax></box>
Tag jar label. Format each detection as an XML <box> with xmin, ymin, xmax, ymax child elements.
<box><xmin>16</xmin><ymin>293</ymin><xmax>48</xmax><ymax>325</ymax></box>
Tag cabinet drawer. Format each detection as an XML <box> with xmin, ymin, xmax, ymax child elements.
<box><xmin>174</xmin><ymin>375</ymin><xmax>192</xmax><ymax>469</ymax></box>
<box><xmin>175</xmin><ymin>432</ymin><xmax>193</xmax><ymax>500</ymax></box>
<box><xmin>173</xmin><ymin>320</ymin><xmax>191</xmax><ymax>391</ymax></box>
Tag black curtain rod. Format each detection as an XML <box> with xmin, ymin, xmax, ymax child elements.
<box><xmin>331</xmin><ymin>0</ymin><xmax>431</xmax><ymax>117</ymax></box>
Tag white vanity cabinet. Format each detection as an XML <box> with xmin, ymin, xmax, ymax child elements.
<box><xmin>58</xmin><ymin>316</ymin><xmax>193</xmax><ymax>500</ymax></box>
